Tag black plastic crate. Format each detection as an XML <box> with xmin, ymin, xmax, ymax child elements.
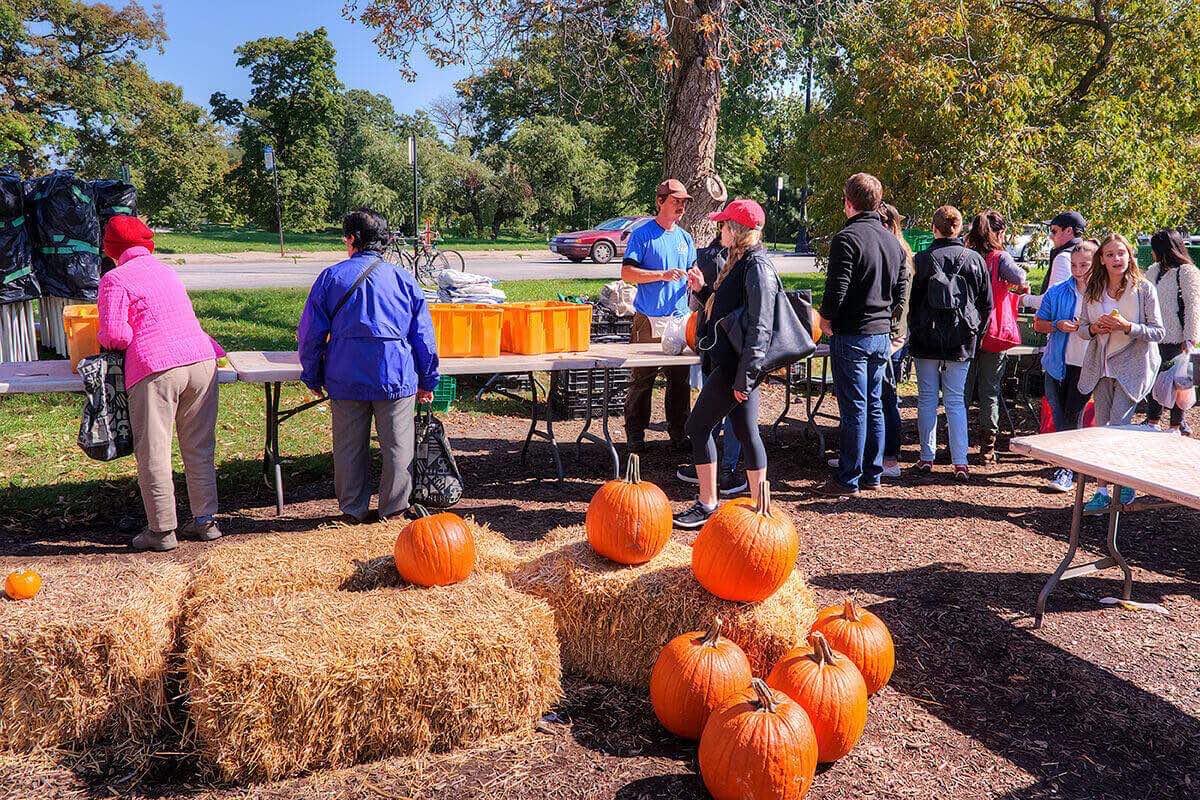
<box><xmin>551</xmin><ymin>367</ymin><xmax>631</xmax><ymax>419</ymax></box>
<box><xmin>590</xmin><ymin>304</ymin><xmax>633</xmax><ymax>340</ymax></box>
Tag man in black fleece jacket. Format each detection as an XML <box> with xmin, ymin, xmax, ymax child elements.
<box><xmin>815</xmin><ymin>173</ymin><xmax>907</xmax><ymax>496</ymax></box>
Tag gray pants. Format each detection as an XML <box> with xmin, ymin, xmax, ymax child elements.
<box><xmin>1091</xmin><ymin>377</ymin><xmax>1138</xmax><ymax>427</ymax></box>
<box><xmin>966</xmin><ymin>350</ymin><xmax>1005</xmax><ymax>436</ymax></box>
<box><xmin>331</xmin><ymin>395</ymin><xmax>416</xmax><ymax>519</ymax></box>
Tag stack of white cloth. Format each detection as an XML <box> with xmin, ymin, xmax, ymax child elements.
<box><xmin>434</xmin><ymin>269</ymin><xmax>506</xmax><ymax>304</ymax></box>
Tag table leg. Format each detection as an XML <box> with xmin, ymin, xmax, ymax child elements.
<box><xmin>576</xmin><ymin>368</ymin><xmax>596</xmax><ymax>460</ymax></box>
<box><xmin>573</xmin><ymin>368</ymin><xmax>620</xmax><ymax>479</ymax></box>
<box><xmin>261</xmin><ymin>382</ymin><xmax>285</xmax><ymax>516</ymax></box>
<box><xmin>770</xmin><ymin>362</ymin><xmax>796</xmax><ymax>437</ymax></box>
<box><xmin>806</xmin><ymin>356</ymin><xmax>829</xmax><ymax>454</ymax></box>
<box><xmin>601</xmin><ymin>368</ymin><xmax>618</xmax><ymax>478</ymax></box>
<box><xmin>1108</xmin><ymin>484</ymin><xmax>1133</xmax><ymax>600</ymax></box>
<box><xmin>1034</xmin><ymin>475</ymin><xmax>1087</xmax><ymax>628</ymax></box>
<box><xmin>520</xmin><ymin>371</ymin><xmax>564</xmax><ymax>482</ymax></box>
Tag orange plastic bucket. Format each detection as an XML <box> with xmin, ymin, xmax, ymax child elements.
<box><xmin>62</xmin><ymin>304</ymin><xmax>100</xmax><ymax>373</ymax></box>
<box><xmin>428</xmin><ymin>303</ymin><xmax>503</xmax><ymax>358</ymax></box>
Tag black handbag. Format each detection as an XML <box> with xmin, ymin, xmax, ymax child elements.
<box><xmin>77</xmin><ymin>351</ymin><xmax>134</xmax><ymax>461</ymax></box>
<box><xmin>410</xmin><ymin>404</ymin><xmax>463</xmax><ymax>508</ymax></box>
<box><xmin>715</xmin><ymin>283</ymin><xmax>817</xmax><ymax>383</ymax></box>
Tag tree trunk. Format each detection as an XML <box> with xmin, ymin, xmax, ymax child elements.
<box><xmin>664</xmin><ymin>0</ymin><xmax>726</xmax><ymax>245</ymax></box>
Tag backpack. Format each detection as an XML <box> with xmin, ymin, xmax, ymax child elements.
<box><xmin>981</xmin><ymin>250</ymin><xmax>1022</xmax><ymax>353</ymax></box>
<box><xmin>410</xmin><ymin>405</ymin><xmax>463</xmax><ymax>508</ymax></box>
<box><xmin>918</xmin><ymin>249</ymin><xmax>978</xmax><ymax>355</ymax></box>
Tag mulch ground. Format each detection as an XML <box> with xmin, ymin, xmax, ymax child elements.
<box><xmin>2</xmin><ymin>382</ymin><xmax>1198</xmax><ymax>800</ymax></box>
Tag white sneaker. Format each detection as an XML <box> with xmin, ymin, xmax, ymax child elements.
<box><xmin>882</xmin><ymin>462</ymin><xmax>902</xmax><ymax>478</ymax></box>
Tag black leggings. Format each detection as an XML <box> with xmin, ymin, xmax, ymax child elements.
<box><xmin>1145</xmin><ymin>341</ymin><xmax>1185</xmax><ymax>426</ymax></box>
<box><xmin>684</xmin><ymin>364</ymin><xmax>767</xmax><ymax>470</ymax></box>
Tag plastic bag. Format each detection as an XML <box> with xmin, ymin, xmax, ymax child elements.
<box><xmin>660</xmin><ymin>313</ymin><xmax>688</xmax><ymax>355</ymax></box>
<box><xmin>90</xmin><ymin>180</ymin><xmax>138</xmax><ymax>275</ymax></box>
<box><xmin>1151</xmin><ymin>349</ymin><xmax>1196</xmax><ymax>412</ymax></box>
<box><xmin>598</xmin><ymin>280</ymin><xmax>636</xmax><ymax>317</ymax></box>
<box><xmin>77</xmin><ymin>351</ymin><xmax>134</xmax><ymax>461</ymax></box>
<box><xmin>27</xmin><ymin>170</ymin><xmax>101</xmax><ymax>300</ymax></box>
<box><xmin>0</xmin><ymin>169</ymin><xmax>40</xmax><ymax>305</ymax></box>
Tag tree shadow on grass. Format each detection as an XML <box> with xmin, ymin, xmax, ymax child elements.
<box><xmin>814</xmin><ymin>563</ymin><xmax>1200</xmax><ymax>799</ymax></box>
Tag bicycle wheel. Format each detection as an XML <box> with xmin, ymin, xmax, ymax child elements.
<box><xmin>415</xmin><ymin>254</ymin><xmax>446</xmax><ymax>287</ymax></box>
<box><xmin>442</xmin><ymin>249</ymin><xmax>466</xmax><ymax>271</ymax></box>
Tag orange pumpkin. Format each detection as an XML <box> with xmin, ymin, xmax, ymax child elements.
<box><xmin>649</xmin><ymin>617</ymin><xmax>753</xmax><ymax>740</ymax></box>
<box><xmin>810</xmin><ymin>307</ymin><xmax>823</xmax><ymax>343</ymax></box>
<box><xmin>812</xmin><ymin>598</ymin><xmax>895</xmax><ymax>694</ymax></box>
<box><xmin>393</xmin><ymin>507</ymin><xmax>475</xmax><ymax>587</ymax></box>
<box><xmin>685</xmin><ymin>311</ymin><xmax>699</xmax><ymax>353</ymax></box>
<box><xmin>767</xmin><ymin>631</ymin><xmax>868</xmax><ymax>762</ymax></box>
<box><xmin>4</xmin><ymin>568</ymin><xmax>41</xmax><ymax>601</ymax></box>
<box><xmin>585</xmin><ymin>454</ymin><xmax>671</xmax><ymax>565</ymax></box>
<box><xmin>699</xmin><ymin>677</ymin><xmax>818</xmax><ymax>800</ymax></box>
<box><xmin>691</xmin><ymin>481</ymin><xmax>798</xmax><ymax>602</ymax></box>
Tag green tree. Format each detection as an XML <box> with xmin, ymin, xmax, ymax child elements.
<box><xmin>213</xmin><ymin>28</ymin><xmax>343</xmax><ymax>232</ymax></box>
<box><xmin>0</xmin><ymin>0</ymin><xmax>166</xmax><ymax>174</ymax></box>
<box><xmin>798</xmin><ymin>0</ymin><xmax>1200</xmax><ymax>237</ymax></box>
<box><xmin>74</xmin><ymin>67</ymin><xmax>228</xmax><ymax>227</ymax></box>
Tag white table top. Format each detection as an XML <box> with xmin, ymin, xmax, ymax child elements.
<box><xmin>1010</xmin><ymin>426</ymin><xmax>1200</xmax><ymax>511</ymax></box>
<box><xmin>0</xmin><ymin>359</ymin><xmax>237</xmax><ymax>394</ymax></box>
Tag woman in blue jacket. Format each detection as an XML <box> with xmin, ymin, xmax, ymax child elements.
<box><xmin>297</xmin><ymin>209</ymin><xmax>440</xmax><ymax>523</ymax></box>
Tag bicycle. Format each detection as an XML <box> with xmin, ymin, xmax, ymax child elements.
<box><xmin>386</xmin><ymin>229</ymin><xmax>465</xmax><ymax>287</ymax></box>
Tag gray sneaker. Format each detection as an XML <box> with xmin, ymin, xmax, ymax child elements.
<box><xmin>673</xmin><ymin>499</ymin><xmax>717</xmax><ymax>530</ymax></box>
<box><xmin>718</xmin><ymin>469</ymin><xmax>749</xmax><ymax>497</ymax></box>
<box><xmin>181</xmin><ymin>518</ymin><xmax>223</xmax><ymax>541</ymax></box>
<box><xmin>131</xmin><ymin>528</ymin><xmax>178</xmax><ymax>552</ymax></box>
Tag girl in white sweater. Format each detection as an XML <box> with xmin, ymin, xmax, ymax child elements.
<box><xmin>1144</xmin><ymin>229</ymin><xmax>1200</xmax><ymax>435</ymax></box>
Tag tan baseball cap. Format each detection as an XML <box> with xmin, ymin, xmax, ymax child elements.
<box><xmin>656</xmin><ymin>178</ymin><xmax>692</xmax><ymax>200</ymax></box>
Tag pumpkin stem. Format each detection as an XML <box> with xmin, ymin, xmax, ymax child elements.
<box><xmin>411</xmin><ymin>505</ymin><xmax>431</xmax><ymax>519</ymax></box>
<box><xmin>755</xmin><ymin>481</ymin><xmax>772</xmax><ymax>516</ymax></box>
<box><xmin>624</xmin><ymin>453</ymin><xmax>641</xmax><ymax>484</ymax></box>
<box><xmin>842</xmin><ymin>598</ymin><xmax>860</xmax><ymax>622</ymax></box>
<box><xmin>751</xmin><ymin>678</ymin><xmax>777</xmax><ymax>714</ymax></box>
<box><xmin>808</xmin><ymin>631</ymin><xmax>839</xmax><ymax>665</ymax></box>
<box><xmin>700</xmin><ymin>617</ymin><xmax>724</xmax><ymax>647</ymax></box>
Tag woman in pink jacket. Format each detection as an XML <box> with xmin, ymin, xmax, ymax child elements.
<box><xmin>96</xmin><ymin>216</ymin><xmax>225</xmax><ymax>551</ymax></box>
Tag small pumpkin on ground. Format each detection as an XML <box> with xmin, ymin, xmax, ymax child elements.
<box><xmin>585</xmin><ymin>454</ymin><xmax>671</xmax><ymax>565</ymax></box>
<box><xmin>767</xmin><ymin>631</ymin><xmax>868</xmax><ymax>762</ymax></box>
<box><xmin>691</xmin><ymin>481</ymin><xmax>799</xmax><ymax>602</ymax></box>
<box><xmin>649</xmin><ymin>617</ymin><xmax>752</xmax><ymax>740</ymax></box>
<box><xmin>4</xmin><ymin>568</ymin><xmax>41</xmax><ymax>601</ymax></box>
<box><xmin>393</xmin><ymin>507</ymin><xmax>475</xmax><ymax>587</ymax></box>
<box><xmin>699</xmin><ymin>677</ymin><xmax>818</xmax><ymax>800</ymax></box>
<box><xmin>811</xmin><ymin>598</ymin><xmax>895</xmax><ymax>694</ymax></box>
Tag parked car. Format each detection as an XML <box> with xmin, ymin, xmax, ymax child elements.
<box><xmin>1007</xmin><ymin>223</ymin><xmax>1050</xmax><ymax>263</ymax></box>
<box><xmin>1138</xmin><ymin>229</ymin><xmax>1200</xmax><ymax>247</ymax></box>
<box><xmin>549</xmin><ymin>216</ymin><xmax>650</xmax><ymax>264</ymax></box>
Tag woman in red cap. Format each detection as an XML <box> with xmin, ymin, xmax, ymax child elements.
<box><xmin>96</xmin><ymin>216</ymin><xmax>226</xmax><ymax>551</ymax></box>
<box><xmin>674</xmin><ymin>198</ymin><xmax>779</xmax><ymax>529</ymax></box>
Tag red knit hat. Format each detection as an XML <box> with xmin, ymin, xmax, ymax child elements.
<box><xmin>102</xmin><ymin>215</ymin><xmax>155</xmax><ymax>260</ymax></box>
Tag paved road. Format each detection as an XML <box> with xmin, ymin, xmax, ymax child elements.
<box><xmin>173</xmin><ymin>251</ymin><xmax>818</xmax><ymax>291</ymax></box>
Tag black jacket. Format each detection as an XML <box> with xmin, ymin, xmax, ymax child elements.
<box><xmin>820</xmin><ymin>212</ymin><xmax>908</xmax><ymax>337</ymax></box>
<box><xmin>907</xmin><ymin>238</ymin><xmax>993</xmax><ymax>362</ymax></box>
<box><xmin>697</xmin><ymin>245</ymin><xmax>779</xmax><ymax>392</ymax></box>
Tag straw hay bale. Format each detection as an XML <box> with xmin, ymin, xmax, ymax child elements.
<box><xmin>0</xmin><ymin>560</ymin><xmax>190</xmax><ymax>762</ymax></box>
<box><xmin>186</xmin><ymin>518</ymin><xmax>519</xmax><ymax>621</ymax></box>
<box><xmin>508</xmin><ymin>527</ymin><xmax>817</xmax><ymax>687</ymax></box>
<box><xmin>184</xmin><ymin>575</ymin><xmax>561</xmax><ymax>783</ymax></box>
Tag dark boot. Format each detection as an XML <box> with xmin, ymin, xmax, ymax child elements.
<box><xmin>979</xmin><ymin>430</ymin><xmax>997</xmax><ymax>465</ymax></box>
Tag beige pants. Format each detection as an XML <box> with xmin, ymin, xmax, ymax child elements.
<box><xmin>128</xmin><ymin>359</ymin><xmax>219</xmax><ymax>533</ymax></box>
<box><xmin>331</xmin><ymin>395</ymin><xmax>416</xmax><ymax>520</ymax></box>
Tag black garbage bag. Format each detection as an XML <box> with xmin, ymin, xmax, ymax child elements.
<box><xmin>91</xmin><ymin>180</ymin><xmax>138</xmax><ymax>274</ymax></box>
<box><xmin>26</xmin><ymin>170</ymin><xmax>101</xmax><ymax>300</ymax></box>
<box><xmin>0</xmin><ymin>169</ymin><xmax>40</xmax><ymax>305</ymax></box>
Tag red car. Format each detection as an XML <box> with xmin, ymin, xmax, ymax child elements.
<box><xmin>548</xmin><ymin>216</ymin><xmax>651</xmax><ymax>264</ymax></box>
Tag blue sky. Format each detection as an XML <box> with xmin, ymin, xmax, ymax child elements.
<box><xmin>139</xmin><ymin>1</ymin><xmax>465</xmax><ymax>115</ymax></box>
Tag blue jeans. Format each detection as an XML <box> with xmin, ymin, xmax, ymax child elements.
<box><xmin>882</xmin><ymin>344</ymin><xmax>907</xmax><ymax>460</ymax></box>
<box><xmin>915</xmin><ymin>358</ymin><xmax>971</xmax><ymax>465</ymax></box>
<box><xmin>830</xmin><ymin>333</ymin><xmax>891</xmax><ymax>489</ymax></box>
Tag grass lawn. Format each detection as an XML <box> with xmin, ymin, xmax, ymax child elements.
<box><xmin>154</xmin><ymin>225</ymin><xmax>545</xmax><ymax>255</ymax></box>
<box><xmin>0</xmin><ymin>275</ymin><xmax>826</xmax><ymax>523</ymax></box>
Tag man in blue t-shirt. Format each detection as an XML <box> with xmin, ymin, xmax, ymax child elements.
<box><xmin>620</xmin><ymin>178</ymin><xmax>698</xmax><ymax>452</ymax></box>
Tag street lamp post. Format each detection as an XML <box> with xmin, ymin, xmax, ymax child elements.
<box><xmin>264</xmin><ymin>145</ymin><xmax>285</xmax><ymax>257</ymax></box>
